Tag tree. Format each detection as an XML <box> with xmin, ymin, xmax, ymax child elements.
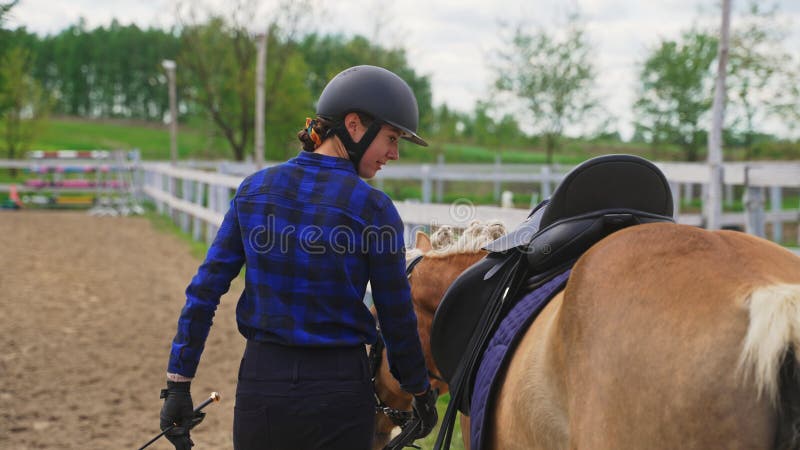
<box><xmin>0</xmin><ymin>46</ymin><xmax>49</xmax><ymax>175</ymax></box>
<box><xmin>178</xmin><ymin>0</ymin><xmax>315</xmax><ymax>161</ymax></box>
<box><xmin>467</xmin><ymin>101</ymin><xmax>497</xmax><ymax>147</ymax></box>
<box><xmin>0</xmin><ymin>0</ymin><xmax>16</xmax><ymax>26</ymax></box>
<box><xmin>27</xmin><ymin>21</ymin><xmax>181</xmax><ymax>120</ymax></box>
<box><xmin>431</xmin><ymin>104</ymin><xmax>468</xmax><ymax>143</ymax></box>
<box><xmin>727</xmin><ymin>2</ymin><xmax>791</xmax><ymax>156</ymax></box>
<box><xmin>772</xmin><ymin>57</ymin><xmax>800</xmax><ymax>141</ymax></box>
<box><xmin>178</xmin><ymin>16</ymin><xmax>256</xmax><ymax>161</ymax></box>
<box><xmin>634</xmin><ymin>30</ymin><xmax>718</xmax><ymax>161</ymax></box>
<box><xmin>493</xmin><ymin>15</ymin><xmax>597</xmax><ymax>164</ymax></box>
<box><xmin>0</xmin><ymin>0</ymin><xmax>20</xmax><ymax>112</ymax></box>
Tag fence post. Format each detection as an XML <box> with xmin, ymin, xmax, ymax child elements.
<box><xmin>724</xmin><ymin>183</ymin><xmax>734</xmax><ymax>208</ymax></box>
<box><xmin>144</xmin><ymin>170</ymin><xmax>154</xmax><ymax>209</ymax></box>
<box><xmin>168</xmin><ymin>173</ymin><xmax>177</xmax><ymax>221</ymax></box>
<box><xmin>421</xmin><ymin>165</ymin><xmax>432</xmax><ymax>204</ymax></box>
<box><xmin>744</xmin><ymin>167</ymin><xmax>766</xmax><ymax>238</ymax></box>
<box><xmin>771</xmin><ymin>185</ymin><xmax>783</xmax><ymax>243</ymax></box>
<box><xmin>683</xmin><ymin>183</ymin><xmax>693</xmax><ymax>206</ymax></box>
<box><xmin>206</xmin><ymin>184</ymin><xmax>218</xmax><ymax>244</ymax></box>
<box><xmin>219</xmin><ymin>186</ymin><xmax>231</xmax><ymax>213</ymax></box>
<box><xmin>181</xmin><ymin>179</ymin><xmax>193</xmax><ymax>233</ymax></box>
<box><xmin>669</xmin><ymin>181</ymin><xmax>681</xmax><ymax>218</ymax></box>
<box><xmin>529</xmin><ymin>192</ymin><xmax>540</xmax><ymax>209</ymax></box>
<box><xmin>493</xmin><ymin>154</ymin><xmax>502</xmax><ymax>203</ymax></box>
<box><xmin>156</xmin><ymin>172</ymin><xmax>166</xmax><ymax>214</ymax></box>
<box><xmin>700</xmin><ymin>182</ymin><xmax>708</xmax><ymax>226</ymax></box>
<box><xmin>193</xmin><ymin>181</ymin><xmax>204</xmax><ymax>242</ymax></box>
<box><xmin>132</xmin><ymin>157</ymin><xmax>143</xmax><ymax>203</ymax></box>
<box><xmin>541</xmin><ymin>165</ymin><xmax>552</xmax><ymax>199</ymax></box>
<box><xmin>436</xmin><ymin>153</ymin><xmax>444</xmax><ymax>203</ymax></box>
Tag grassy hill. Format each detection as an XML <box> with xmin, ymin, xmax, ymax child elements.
<box><xmin>24</xmin><ymin>116</ymin><xmax>231</xmax><ymax>161</ymax></box>
<box><xmin>2</xmin><ymin>116</ymin><xmax>799</xmax><ymax>164</ymax></box>
<box><xmin>5</xmin><ymin>116</ymin><xmax>661</xmax><ymax>164</ymax></box>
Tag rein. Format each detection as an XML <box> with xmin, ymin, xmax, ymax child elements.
<box><xmin>369</xmin><ymin>331</ymin><xmax>414</xmax><ymax>427</ymax></box>
<box><xmin>368</xmin><ymin>253</ymin><xmax>443</xmax><ymax>447</ymax></box>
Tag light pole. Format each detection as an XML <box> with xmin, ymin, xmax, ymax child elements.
<box><xmin>162</xmin><ymin>59</ymin><xmax>178</xmax><ymax>165</ymax></box>
<box><xmin>254</xmin><ymin>28</ymin><xmax>269</xmax><ymax>169</ymax></box>
<box><xmin>705</xmin><ymin>0</ymin><xmax>732</xmax><ymax>230</ymax></box>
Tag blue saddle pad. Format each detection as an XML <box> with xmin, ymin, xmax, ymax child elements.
<box><xmin>470</xmin><ymin>268</ymin><xmax>571</xmax><ymax>450</ymax></box>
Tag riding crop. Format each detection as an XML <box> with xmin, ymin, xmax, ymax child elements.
<box><xmin>137</xmin><ymin>391</ymin><xmax>221</xmax><ymax>450</ymax></box>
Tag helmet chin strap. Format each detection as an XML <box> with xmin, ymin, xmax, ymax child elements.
<box><xmin>331</xmin><ymin>121</ymin><xmax>383</xmax><ymax>171</ymax></box>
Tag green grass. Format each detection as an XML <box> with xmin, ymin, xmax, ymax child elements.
<box><xmin>4</xmin><ymin>116</ymin><xmax>662</xmax><ymax>164</ymax></box>
<box><xmin>417</xmin><ymin>393</ymin><xmax>466</xmax><ymax>450</ymax></box>
<box><xmin>7</xmin><ymin>115</ymin><xmax>799</xmax><ymax>165</ymax></box>
<box><xmin>11</xmin><ymin>116</ymin><xmax>231</xmax><ymax>160</ymax></box>
<box><xmin>679</xmin><ymin>193</ymin><xmax>800</xmax><ymax>214</ymax></box>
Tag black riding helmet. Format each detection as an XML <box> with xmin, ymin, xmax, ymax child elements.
<box><xmin>316</xmin><ymin>65</ymin><xmax>428</xmax><ymax>169</ymax></box>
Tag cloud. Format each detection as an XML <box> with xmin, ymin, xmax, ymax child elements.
<box><xmin>5</xmin><ymin>0</ymin><xmax>799</xmax><ymax>139</ymax></box>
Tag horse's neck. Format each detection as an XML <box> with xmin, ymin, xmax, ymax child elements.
<box><xmin>438</xmin><ymin>251</ymin><xmax>485</xmax><ymax>280</ymax></box>
<box><xmin>449</xmin><ymin>251</ymin><xmax>486</xmax><ymax>271</ymax></box>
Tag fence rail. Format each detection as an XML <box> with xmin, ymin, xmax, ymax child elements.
<box><xmin>130</xmin><ymin>160</ymin><xmax>800</xmax><ymax>248</ymax></box>
<box><xmin>2</xmin><ymin>158</ymin><xmax>799</xmax><ymax>249</ymax></box>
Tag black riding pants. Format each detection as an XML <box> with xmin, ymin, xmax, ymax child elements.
<box><xmin>233</xmin><ymin>341</ymin><xmax>376</xmax><ymax>450</ymax></box>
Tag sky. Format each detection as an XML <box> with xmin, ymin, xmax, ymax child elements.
<box><xmin>6</xmin><ymin>0</ymin><xmax>800</xmax><ymax>140</ymax></box>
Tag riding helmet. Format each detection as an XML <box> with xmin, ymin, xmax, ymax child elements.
<box><xmin>316</xmin><ymin>65</ymin><xmax>428</xmax><ymax>147</ymax></box>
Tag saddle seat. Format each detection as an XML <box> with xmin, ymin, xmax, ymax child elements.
<box><xmin>430</xmin><ymin>154</ymin><xmax>675</xmax><ymax>414</ymax></box>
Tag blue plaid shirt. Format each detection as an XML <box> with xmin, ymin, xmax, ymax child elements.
<box><xmin>168</xmin><ymin>151</ymin><xmax>430</xmax><ymax>393</ymax></box>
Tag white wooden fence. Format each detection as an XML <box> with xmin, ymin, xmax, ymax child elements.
<box><xmin>133</xmin><ymin>159</ymin><xmax>800</xmax><ymax>248</ymax></box>
<box><xmin>2</xmin><ymin>156</ymin><xmax>797</xmax><ymax>248</ymax></box>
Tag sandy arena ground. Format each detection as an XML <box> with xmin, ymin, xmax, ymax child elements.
<box><xmin>1</xmin><ymin>211</ymin><xmax>245</xmax><ymax>449</ymax></box>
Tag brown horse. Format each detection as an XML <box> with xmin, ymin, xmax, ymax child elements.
<box><xmin>375</xmin><ymin>221</ymin><xmax>800</xmax><ymax>449</ymax></box>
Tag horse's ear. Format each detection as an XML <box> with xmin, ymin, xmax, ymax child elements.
<box><xmin>415</xmin><ymin>231</ymin><xmax>432</xmax><ymax>252</ymax></box>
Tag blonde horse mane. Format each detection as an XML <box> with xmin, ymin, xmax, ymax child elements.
<box><xmin>406</xmin><ymin>220</ymin><xmax>507</xmax><ymax>262</ymax></box>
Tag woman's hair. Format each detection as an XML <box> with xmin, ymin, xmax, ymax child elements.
<box><xmin>297</xmin><ymin>113</ymin><xmax>374</xmax><ymax>151</ymax></box>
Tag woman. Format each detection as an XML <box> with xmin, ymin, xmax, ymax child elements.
<box><xmin>158</xmin><ymin>65</ymin><xmax>438</xmax><ymax>450</ymax></box>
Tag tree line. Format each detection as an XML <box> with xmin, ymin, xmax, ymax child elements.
<box><xmin>1</xmin><ymin>0</ymin><xmax>798</xmax><ymax>162</ymax></box>
<box><xmin>0</xmin><ymin>10</ymin><xmax>533</xmax><ymax>161</ymax></box>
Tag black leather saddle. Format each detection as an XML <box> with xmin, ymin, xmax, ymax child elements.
<box><xmin>430</xmin><ymin>154</ymin><xmax>675</xmax><ymax>414</ymax></box>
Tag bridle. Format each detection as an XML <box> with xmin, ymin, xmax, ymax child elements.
<box><xmin>368</xmin><ymin>253</ymin><xmax>444</xmax><ymax>428</ymax></box>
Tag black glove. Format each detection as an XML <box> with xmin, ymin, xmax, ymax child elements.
<box><xmin>411</xmin><ymin>387</ymin><xmax>439</xmax><ymax>439</ymax></box>
<box><xmin>160</xmin><ymin>381</ymin><xmax>195</xmax><ymax>450</ymax></box>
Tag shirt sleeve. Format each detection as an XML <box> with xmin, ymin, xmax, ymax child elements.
<box><xmin>367</xmin><ymin>200</ymin><xmax>430</xmax><ymax>394</ymax></box>
<box><xmin>167</xmin><ymin>195</ymin><xmax>245</xmax><ymax>377</ymax></box>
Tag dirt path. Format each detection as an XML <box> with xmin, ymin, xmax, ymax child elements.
<box><xmin>0</xmin><ymin>211</ymin><xmax>245</xmax><ymax>449</ymax></box>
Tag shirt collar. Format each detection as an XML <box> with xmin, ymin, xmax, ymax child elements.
<box><xmin>293</xmin><ymin>151</ymin><xmax>356</xmax><ymax>173</ymax></box>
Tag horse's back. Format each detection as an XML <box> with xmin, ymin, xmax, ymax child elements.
<box><xmin>495</xmin><ymin>223</ymin><xmax>800</xmax><ymax>449</ymax></box>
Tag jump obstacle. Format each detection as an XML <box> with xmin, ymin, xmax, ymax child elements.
<box><xmin>12</xmin><ymin>149</ymin><xmax>144</xmax><ymax>215</ymax></box>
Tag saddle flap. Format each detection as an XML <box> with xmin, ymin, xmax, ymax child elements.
<box><xmin>431</xmin><ymin>253</ymin><xmax>502</xmax><ymax>385</ymax></box>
